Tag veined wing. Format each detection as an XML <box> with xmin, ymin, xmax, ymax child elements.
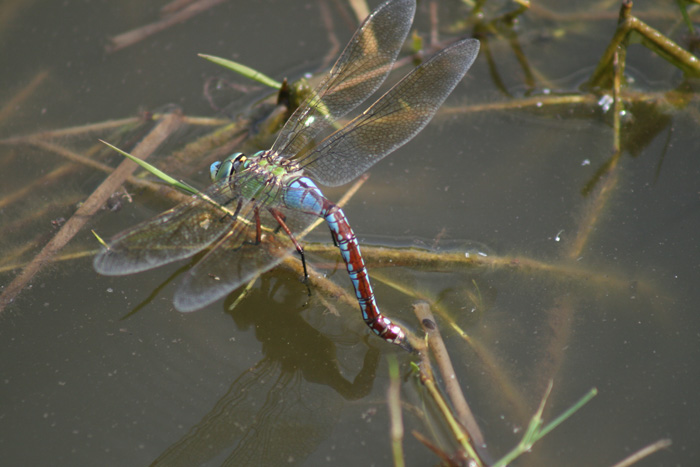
<box><xmin>299</xmin><ymin>39</ymin><xmax>480</xmax><ymax>187</ymax></box>
<box><xmin>93</xmin><ymin>181</ymin><xmax>242</xmax><ymax>276</ymax></box>
<box><xmin>173</xmin><ymin>186</ymin><xmax>319</xmax><ymax>312</ymax></box>
<box><xmin>271</xmin><ymin>0</ymin><xmax>415</xmax><ymax>159</ymax></box>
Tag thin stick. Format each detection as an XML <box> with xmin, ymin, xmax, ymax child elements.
<box><xmin>160</xmin><ymin>0</ymin><xmax>196</xmax><ymax>16</ymax></box>
<box><xmin>0</xmin><ymin>138</ymin><xmax>186</xmax><ymax>211</ymax></box>
<box><xmin>22</xmin><ymin>138</ymin><xmax>118</xmax><ymax>174</ymax></box>
<box><xmin>107</xmin><ymin>0</ymin><xmax>227</xmax><ymax>53</ymax></box>
<box><xmin>311</xmin><ymin>244</ymin><xmax>646</xmax><ymax>295</ymax></box>
<box><xmin>318</xmin><ymin>0</ymin><xmax>342</xmax><ymax>70</ymax></box>
<box><xmin>347</xmin><ymin>0</ymin><xmax>370</xmax><ymax>23</ymax></box>
<box><xmin>0</xmin><ymin>111</ymin><xmax>183</xmax><ymax>313</ymax></box>
<box><xmin>414</xmin><ymin>302</ymin><xmax>486</xmax><ymax>449</ymax></box>
<box><xmin>588</xmin><ymin>1</ymin><xmax>700</xmax><ymax>88</ymax></box>
<box><xmin>567</xmin><ymin>51</ymin><xmax>624</xmax><ymax>260</ymax></box>
<box><xmin>415</xmin><ymin>346</ymin><xmax>483</xmax><ymax>466</ymax></box>
<box><xmin>0</xmin><ymin>116</ymin><xmax>141</xmax><ymax>142</ymax></box>
<box><xmin>609</xmin><ymin>438</ymin><xmax>672</xmax><ymax>467</ymax></box>
<box><xmin>429</xmin><ymin>1</ymin><xmax>439</xmax><ymax>48</ymax></box>
<box><xmin>0</xmin><ymin>70</ymin><xmax>49</xmax><ymax>127</ymax></box>
<box><xmin>387</xmin><ymin>355</ymin><xmax>405</xmax><ymax>467</ymax></box>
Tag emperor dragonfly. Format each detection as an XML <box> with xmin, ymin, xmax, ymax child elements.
<box><xmin>94</xmin><ymin>0</ymin><xmax>479</xmax><ymax>349</ymax></box>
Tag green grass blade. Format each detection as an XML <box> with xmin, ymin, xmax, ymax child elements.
<box><xmin>99</xmin><ymin>139</ymin><xmax>200</xmax><ymax>195</ymax></box>
<box><xmin>493</xmin><ymin>386</ymin><xmax>598</xmax><ymax>467</ymax></box>
<box><xmin>537</xmin><ymin>387</ymin><xmax>598</xmax><ymax>439</ymax></box>
<box><xmin>91</xmin><ymin>229</ymin><xmax>109</xmax><ymax>249</ymax></box>
<box><xmin>198</xmin><ymin>54</ymin><xmax>282</xmax><ymax>90</ymax></box>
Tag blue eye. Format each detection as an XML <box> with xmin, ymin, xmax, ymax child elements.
<box><xmin>209</xmin><ymin>161</ymin><xmax>222</xmax><ymax>181</ymax></box>
<box><xmin>209</xmin><ymin>161</ymin><xmax>221</xmax><ymax>181</ymax></box>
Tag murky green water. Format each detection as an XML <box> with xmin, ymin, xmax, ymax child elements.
<box><xmin>1</xmin><ymin>1</ymin><xmax>698</xmax><ymax>465</ymax></box>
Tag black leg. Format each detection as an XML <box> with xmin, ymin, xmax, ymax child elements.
<box><xmin>268</xmin><ymin>208</ymin><xmax>309</xmax><ymax>280</ymax></box>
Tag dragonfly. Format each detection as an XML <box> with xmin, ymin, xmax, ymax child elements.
<box><xmin>94</xmin><ymin>0</ymin><xmax>479</xmax><ymax>350</ymax></box>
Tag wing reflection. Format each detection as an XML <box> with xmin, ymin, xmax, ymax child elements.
<box><xmin>151</xmin><ymin>275</ymin><xmax>380</xmax><ymax>466</ymax></box>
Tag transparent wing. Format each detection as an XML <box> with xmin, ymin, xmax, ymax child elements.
<box><xmin>271</xmin><ymin>0</ymin><xmax>416</xmax><ymax>158</ymax></box>
<box><xmin>96</xmin><ymin>178</ymin><xmax>319</xmax><ymax>311</ymax></box>
<box><xmin>299</xmin><ymin>39</ymin><xmax>480</xmax><ymax>187</ymax></box>
<box><xmin>173</xmin><ymin>187</ymin><xmax>318</xmax><ymax>312</ymax></box>
<box><xmin>93</xmin><ymin>182</ymin><xmax>241</xmax><ymax>276</ymax></box>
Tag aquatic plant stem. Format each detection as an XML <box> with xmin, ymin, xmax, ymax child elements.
<box><xmin>588</xmin><ymin>0</ymin><xmax>700</xmax><ymax>88</ymax></box>
<box><xmin>387</xmin><ymin>355</ymin><xmax>405</xmax><ymax>467</ymax></box>
<box><xmin>412</xmin><ymin>302</ymin><xmax>488</xmax><ymax>465</ymax></box>
<box><xmin>414</xmin><ymin>302</ymin><xmax>485</xmax><ymax>449</ymax></box>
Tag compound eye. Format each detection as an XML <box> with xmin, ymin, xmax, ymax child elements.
<box><xmin>209</xmin><ymin>161</ymin><xmax>223</xmax><ymax>181</ymax></box>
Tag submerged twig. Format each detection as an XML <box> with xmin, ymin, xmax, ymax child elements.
<box><xmin>107</xmin><ymin>0</ymin><xmax>227</xmax><ymax>53</ymax></box>
<box><xmin>414</xmin><ymin>302</ymin><xmax>486</xmax><ymax>450</ymax></box>
<box><xmin>387</xmin><ymin>355</ymin><xmax>405</xmax><ymax>467</ymax></box>
<box><xmin>318</xmin><ymin>0</ymin><xmax>342</xmax><ymax>70</ymax></box>
<box><xmin>0</xmin><ymin>111</ymin><xmax>183</xmax><ymax>313</ymax></box>
<box><xmin>412</xmin><ymin>430</ymin><xmax>460</xmax><ymax>466</ymax></box>
<box><xmin>414</xmin><ymin>346</ymin><xmax>484</xmax><ymax>466</ymax></box>
<box><xmin>567</xmin><ymin>51</ymin><xmax>625</xmax><ymax>260</ymax></box>
<box><xmin>0</xmin><ymin>70</ymin><xmax>49</xmax><ymax>128</ymax></box>
<box><xmin>609</xmin><ymin>438</ymin><xmax>673</xmax><ymax>467</ymax></box>
<box><xmin>588</xmin><ymin>0</ymin><xmax>700</xmax><ymax>88</ymax></box>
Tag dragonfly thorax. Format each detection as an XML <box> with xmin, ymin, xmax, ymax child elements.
<box><xmin>210</xmin><ymin>150</ymin><xmax>303</xmax><ymax>185</ymax></box>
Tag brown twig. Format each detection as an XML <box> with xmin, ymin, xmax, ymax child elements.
<box><xmin>0</xmin><ymin>111</ymin><xmax>183</xmax><ymax>313</ymax></box>
<box><xmin>609</xmin><ymin>438</ymin><xmax>673</xmax><ymax>467</ymax></box>
<box><xmin>0</xmin><ymin>116</ymin><xmax>141</xmax><ymax>143</ymax></box>
<box><xmin>107</xmin><ymin>0</ymin><xmax>227</xmax><ymax>53</ymax></box>
<box><xmin>412</xmin><ymin>430</ymin><xmax>461</xmax><ymax>466</ymax></box>
<box><xmin>318</xmin><ymin>0</ymin><xmax>342</xmax><ymax>70</ymax></box>
<box><xmin>588</xmin><ymin>1</ymin><xmax>700</xmax><ymax>88</ymax></box>
<box><xmin>429</xmin><ymin>0</ymin><xmax>439</xmax><ymax>48</ymax></box>
<box><xmin>567</xmin><ymin>51</ymin><xmax>625</xmax><ymax>261</ymax></box>
<box><xmin>160</xmin><ymin>0</ymin><xmax>197</xmax><ymax>16</ymax></box>
<box><xmin>347</xmin><ymin>0</ymin><xmax>370</xmax><ymax>24</ymax></box>
<box><xmin>387</xmin><ymin>355</ymin><xmax>405</xmax><ymax>467</ymax></box>
<box><xmin>414</xmin><ymin>335</ymin><xmax>484</xmax><ymax>466</ymax></box>
<box><xmin>0</xmin><ymin>136</ymin><xmax>188</xmax><ymax>212</ymax></box>
<box><xmin>310</xmin><ymin>244</ymin><xmax>646</xmax><ymax>295</ymax></box>
<box><xmin>0</xmin><ymin>70</ymin><xmax>49</xmax><ymax>128</ymax></box>
<box><xmin>414</xmin><ymin>302</ymin><xmax>486</xmax><ymax>450</ymax></box>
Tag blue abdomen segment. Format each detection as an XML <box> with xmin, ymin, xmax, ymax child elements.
<box><xmin>284</xmin><ymin>177</ymin><xmax>406</xmax><ymax>346</ymax></box>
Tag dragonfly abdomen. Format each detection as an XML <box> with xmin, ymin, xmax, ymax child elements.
<box><xmin>285</xmin><ymin>177</ymin><xmax>406</xmax><ymax>346</ymax></box>
<box><xmin>326</xmin><ymin>206</ymin><xmax>406</xmax><ymax>346</ymax></box>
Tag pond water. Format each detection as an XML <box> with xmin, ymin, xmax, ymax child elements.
<box><xmin>1</xmin><ymin>0</ymin><xmax>698</xmax><ymax>466</ymax></box>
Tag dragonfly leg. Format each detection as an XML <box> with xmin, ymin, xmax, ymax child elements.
<box><xmin>218</xmin><ymin>198</ymin><xmax>243</xmax><ymax>224</ymax></box>
<box><xmin>254</xmin><ymin>207</ymin><xmax>262</xmax><ymax>244</ymax></box>
<box><xmin>268</xmin><ymin>208</ymin><xmax>309</xmax><ymax>280</ymax></box>
<box><xmin>328</xmin><ymin>226</ymin><xmax>338</xmax><ymax>247</ymax></box>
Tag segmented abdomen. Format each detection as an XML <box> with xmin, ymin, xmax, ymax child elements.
<box><xmin>285</xmin><ymin>177</ymin><xmax>406</xmax><ymax>346</ymax></box>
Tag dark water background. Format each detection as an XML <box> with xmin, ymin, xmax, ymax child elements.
<box><xmin>1</xmin><ymin>0</ymin><xmax>698</xmax><ymax>465</ymax></box>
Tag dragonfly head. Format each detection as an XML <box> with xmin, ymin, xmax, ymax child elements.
<box><xmin>210</xmin><ymin>153</ymin><xmax>247</xmax><ymax>182</ymax></box>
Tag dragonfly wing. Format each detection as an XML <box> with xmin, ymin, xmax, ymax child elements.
<box><xmin>301</xmin><ymin>38</ymin><xmax>480</xmax><ymax>187</ymax></box>
<box><xmin>270</xmin><ymin>0</ymin><xmax>416</xmax><ymax>158</ymax></box>
<box><xmin>173</xmin><ymin>198</ymin><xmax>318</xmax><ymax>312</ymax></box>
<box><xmin>94</xmin><ymin>182</ymin><xmax>239</xmax><ymax>276</ymax></box>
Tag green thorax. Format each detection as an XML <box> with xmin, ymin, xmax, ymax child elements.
<box><xmin>211</xmin><ymin>150</ymin><xmax>304</xmax><ymax>201</ymax></box>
